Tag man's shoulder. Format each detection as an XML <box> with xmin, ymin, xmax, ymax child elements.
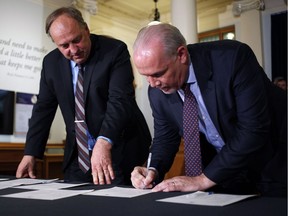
<box><xmin>148</xmin><ymin>86</ymin><xmax>180</xmax><ymax>104</ymax></box>
<box><xmin>188</xmin><ymin>40</ymin><xmax>243</xmax><ymax>50</ymax></box>
<box><xmin>187</xmin><ymin>40</ymin><xmax>253</xmax><ymax>64</ymax></box>
<box><xmin>43</xmin><ymin>48</ymin><xmax>63</xmax><ymax>63</ymax></box>
<box><xmin>89</xmin><ymin>34</ymin><xmax>129</xmax><ymax>57</ymax></box>
<box><xmin>90</xmin><ymin>34</ymin><xmax>127</xmax><ymax>47</ymax></box>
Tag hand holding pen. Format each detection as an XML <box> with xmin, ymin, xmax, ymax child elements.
<box><xmin>130</xmin><ymin>152</ymin><xmax>156</xmax><ymax>189</ymax></box>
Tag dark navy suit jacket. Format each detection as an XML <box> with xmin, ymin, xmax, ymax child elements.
<box><xmin>148</xmin><ymin>40</ymin><xmax>287</xmax><ymax>195</ymax></box>
<box><xmin>24</xmin><ymin>34</ymin><xmax>151</xmax><ymax>184</ymax></box>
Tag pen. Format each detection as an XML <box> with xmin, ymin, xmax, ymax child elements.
<box><xmin>146</xmin><ymin>152</ymin><xmax>152</xmax><ymax>171</ymax></box>
<box><xmin>143</xmin><ymin>152</ymin><xmax>153</xmax><ymax>189</ymax></box>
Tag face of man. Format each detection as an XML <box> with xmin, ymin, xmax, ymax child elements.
<box><xmin>49</xmin><ymin>15</ymin><xmax>91</xmax><ymax>64</ymax></box>
<box><xmin>133</xmin><ymin>42</ymin><xmax>189</xmax><ymax>94</ymax></box>
<box><xmin>276</xmin><ymin>80</ymin><xmax>287</xmax><ymax>91</ymax></box>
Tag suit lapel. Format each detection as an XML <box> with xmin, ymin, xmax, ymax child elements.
<box><xmin>201</xmin><ymin>80</ymin><xmax>220</xmax><ymax>133</ymax></box>
<box><xmin>189</xmin><ymin>45</ymin><xmax>221</xmax><ymax>135</ymax></box>
<box><xmin>83</xmin><ymin>64</ymin><xmax>93</xmax><ymax>102</ymax></box>
<box><xmin>60</xmin><ymin>58</ymin><xmax>75</xmax><ymax>111</ymax></box>
<box><xmin>83</xmin><ymin>35</ymin><xmax>100</xmax><ymax>102</ymax></box>
<box><xmin>169</xmin><ymin>92</ymin><xmax>183</xmax><ymax>127</ymax></box>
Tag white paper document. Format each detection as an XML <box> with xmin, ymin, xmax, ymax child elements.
<box><xmin>0</xmin><ymin>178</ymin><xmax>58</xmax><ymax>190</ymax></box>
<box><xmin>84</xmin><ymin>186</ymin><xmax>152</xmax><ymax>198</ymax></box>
<box><xmin>14</xmin><ymin>182</ymin><xmax>89</xmax><ymax>190</ymax></box>
<box><xmin>1</xmin><ymin>189</ymin><xmax>93</xmax><ymax>200</ymax></box>
<box><xmin>157</xmin><ymin>191</ymin><xmax>258</xmax><ymax>206</ymax></box>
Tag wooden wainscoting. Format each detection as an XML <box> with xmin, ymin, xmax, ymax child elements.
<box><xmin>164</xmin><ymin>140</ymin><xmax>185</xmax><ymax>179</ymax></box>
<box><xmin>1</xmin><ymin>140</ymin><xmax>185</xmax><ymax>180</ymax></box>
<box><xmin>0</xmin><ymin>142</ymin><xmax>64</xmax><ymax>179</ymax></box>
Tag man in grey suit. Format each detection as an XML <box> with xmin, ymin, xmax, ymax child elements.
<box><xmin>131</xmin><ymin>23</ymin><xmax>286</xmax><ymax>196</ymax></box>
<box><xmin>16</xmin><ymin>7</ymin><xmax>151</xmax><ymax>185</ymax></box>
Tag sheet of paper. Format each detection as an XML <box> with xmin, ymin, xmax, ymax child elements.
<box><xmin>14</xmin><ymin>182</ymin><xmax>89</xmax><ymax>190</ymax></box>
<box><xmin>84</xmin><ymin>186</ymin><xmax>152</xmax><ymax>198</ymax></box>
<box><xmin>0</xmin><ymin>178</ymin><xmax>58</xmax><ymax>190</ymax></box>
<box><xmin>0</xmin><ymin>178</ymin><xmax>9</xmax><ymax>181</ymax></box>
<box><xmin>1</xmin><ymin>189</ymin><xmax>93</xmax><ymax>200</ymax></box>
<box><xmin>157</xmin><ymin>191</ymin><xmax>258</xmax><ymax>206</ymax></box>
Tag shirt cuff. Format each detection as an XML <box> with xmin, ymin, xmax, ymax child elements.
<box><xmin>96</xmin><ymin>136</ymin><xmax>113</xmax><ymax>145</ymax></box>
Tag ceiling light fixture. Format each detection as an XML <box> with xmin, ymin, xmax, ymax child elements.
<box><xmin>153</xmin><ymin>0</ymin><xmax>160</xmax><ymax>21</ymax></box>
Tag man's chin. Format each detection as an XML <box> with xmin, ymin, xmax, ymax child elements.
<box><xmin>161</xmin><ymin>88</ymin><xmax>177</xmax><ymax>94</ymax></box>
<box><xmin>73</xmin><ymin>59</ymin><xmax>83</xmax><ymax>64</ymax></box>
<box><xmin>72</xmin><ymin>55</ymin><xmax>86</xmax><ymax>64</ymax></box>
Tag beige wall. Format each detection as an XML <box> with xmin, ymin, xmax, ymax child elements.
<box><xmin>86</xmin><ymin>0</ymin><xmax>286</xmax><ymax>137</ymax></box>
<box><xmin>0</xmin><ymin>0</ymin><xmax>286</xmax><ymax>142</ymax></box>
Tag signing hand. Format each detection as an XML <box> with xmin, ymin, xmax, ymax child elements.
<box><xmin>91</xmin><ymin>138</ymin><xmax>114</xmax><ymax>185</ymax></box>
<box><xmin>16</xmin><ymin>155</ymin><xmax>36</xmax><ymax>179</ymax></box>
<box><xmin>131</xmin><ymin>166</ymin><xmax>156</xmax><ymax>189</ymax></box>
<box><xmin>152</xmin><ymin>174</ymin><xmax>216</xmax><ymax>192</ymax></box>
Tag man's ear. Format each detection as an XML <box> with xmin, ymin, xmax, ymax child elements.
<box><xmin>177</xmin><ymin>46</ymin><xmax>188</xmax><ymax>63</ymax></box>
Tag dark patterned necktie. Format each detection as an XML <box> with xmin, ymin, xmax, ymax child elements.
<box><xmin>75</xmin><ymin>64</ymin><xmax>90</xmax><ymax>173</ymax></box>
<box><xmin>183</xmin><ymin>84</ymin><xmax>202</xmax><ymax>176</ymax></box>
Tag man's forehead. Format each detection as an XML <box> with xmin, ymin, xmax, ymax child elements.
<box><xmin>134</xmin><ymin>41</ymin><xmax>163</xmax><ymax>58</ymax></box>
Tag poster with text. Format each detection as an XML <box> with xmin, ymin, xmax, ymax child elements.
<box><xmin>14</xmin><ymin>92</ymin><xmax>37</xmax><ymax>137</ymax></box>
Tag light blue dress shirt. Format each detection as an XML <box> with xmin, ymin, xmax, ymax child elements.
<box><xmin>71</xmin><ymin>61</ymin><xmax>112</xmax><ymax>150</ymax></box>
<box><xmin>178</xmin><ymin>63</ymin><xmax>224</xmax><ymax>152</ymax></box>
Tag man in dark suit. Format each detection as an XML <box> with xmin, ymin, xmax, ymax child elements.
<box><xmin>130</xmin><ymin>23</ymin><xmax>286</xmax><ymax>196</ymax></box>
<box><xmin>16</xmin><ymin>7</ymin><xmax>151</xmax><ymax>185</ymax></box>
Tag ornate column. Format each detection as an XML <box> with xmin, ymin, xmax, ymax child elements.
<box><xmin>171</xmin><ymin>0</ymin><xmax>198</xmax><ymax>44</ymax></box>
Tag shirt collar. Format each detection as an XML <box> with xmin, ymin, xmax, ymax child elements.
<box><xmin>71</xmin><ymin>60</ymin><xmax>77</xmax><ymax>69</ymax></box>
<box><xmin>187</xmin><ymin>62</ymin><xmax>197</xmax><ymax>85</ymax></box>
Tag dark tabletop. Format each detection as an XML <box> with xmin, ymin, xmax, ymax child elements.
<box><xmin>0</xmin><ymin>177</ymin><xmax>286</xmax><ymax>216</ymax></box>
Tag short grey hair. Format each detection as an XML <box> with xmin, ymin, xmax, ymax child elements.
<box><xmin>133</xmin><ymin>23</ymin><xmax>187</xmax><ymax>58</ymax></box>
<box><xmin>45</xmin><ymin>6</ymin><xmax>87</xmax><ymax>37</ymax></box>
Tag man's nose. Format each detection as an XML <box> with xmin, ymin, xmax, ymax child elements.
<box><xmin>147</xmin><ymin>76</ymin><xmax>156</xmax><ymax>87</ymax></box>
<box><xmin>69</xmin><ymin>44</ymin><xmax>78</xmax><ymax>54</ymax></box>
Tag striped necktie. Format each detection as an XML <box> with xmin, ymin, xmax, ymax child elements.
<box><xmin>75</xmin><ymin>64</ymin><xmax>90</xmax><ymax>173</ymax></box>
<box><xmin>183</xmin><ymin>84</ymin><xmax>202</xmax><ymax>176</ymax></box>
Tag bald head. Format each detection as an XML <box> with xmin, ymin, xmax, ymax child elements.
<box><xmin>133</xmin><ymin>23</ymin><xmax>187</xmax><ymax>60</ymax></box>
<box><xmin>132</xmin><ymin>23</ymin><xmax>190</xmax><ymax>94</ymax></box>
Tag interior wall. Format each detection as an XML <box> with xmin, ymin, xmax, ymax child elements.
<box><xmin>0</xmin><ymin>0</ymin><xmax>286</xmax><ymax>143</ymax></box>
<box><xmin>261</xmin><ymin>2</ymin><xmax>287</xmax><ymax>80</ymax></box>
<box><xmin>219</xmin><ymin>0</ymin><xmax>287</xmax><ymax>80</ymax></box>
<box><xmin>219</xmin><ymin>5</ymin><xmax>263</xmax><ymax>66</ymax></box>
<box><xmin>0</xmin><ymin>0</ymin><xmax>70</xmax><ymax>143</ymax></box>
<box><xmin>86</xmin><ymin>4</ymin><xmax>171</xmax><ymax>136</ymax></box>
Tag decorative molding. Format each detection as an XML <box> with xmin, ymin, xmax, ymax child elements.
<box><xmin>232</xmin><ymin>0</ymin><xmax>265</xmax><ymax>16</ymax></box>
<box><xmin>72</xmin><ymin>0</ymin><xmax>98</xmax><ymax>15</ymax></box>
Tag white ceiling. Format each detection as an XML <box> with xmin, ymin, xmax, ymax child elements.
<box><xmin>96</xmin><ymin>0</ymin><xmax>234</xmax><ymax>21</ymax></box>
<box><xmin>45</xmin><ymin>0</ymin><xmax>235</xmax><ymax>33</ymax></box>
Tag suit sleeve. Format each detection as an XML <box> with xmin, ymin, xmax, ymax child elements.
<box><xmin>148</xmin><ymin>87</ymin><xmax>182</xmax><ymax>181</ymax></box>
<box><xmin>203</xmin><ymin>42</ymin><xmax>271</xmax><ymax>184</ymax></box>
<box><xmin>24</xmin><ymin>61</ymin><xmax>58</xmax><ymax>158</ymax></box>
<box><xmin>90</xmin><ymin>41</ymin><xmax>136</xmax><ymax>144</ymax></box>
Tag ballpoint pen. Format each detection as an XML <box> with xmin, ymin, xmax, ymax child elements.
<box><xmin>146</xmin><ymin>152</ymin><xmax>152</xmax><ymax>172</ymax></box>
<box><xmin>142</xmin><ymin>152</ymin><xmax>152</xmax><ymax>189</ymax></box>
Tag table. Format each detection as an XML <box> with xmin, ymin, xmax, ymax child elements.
<box><xmin>0</xmin><ymin>180</ymin><xmax>286</xmax><ymax>216</ymax></box>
